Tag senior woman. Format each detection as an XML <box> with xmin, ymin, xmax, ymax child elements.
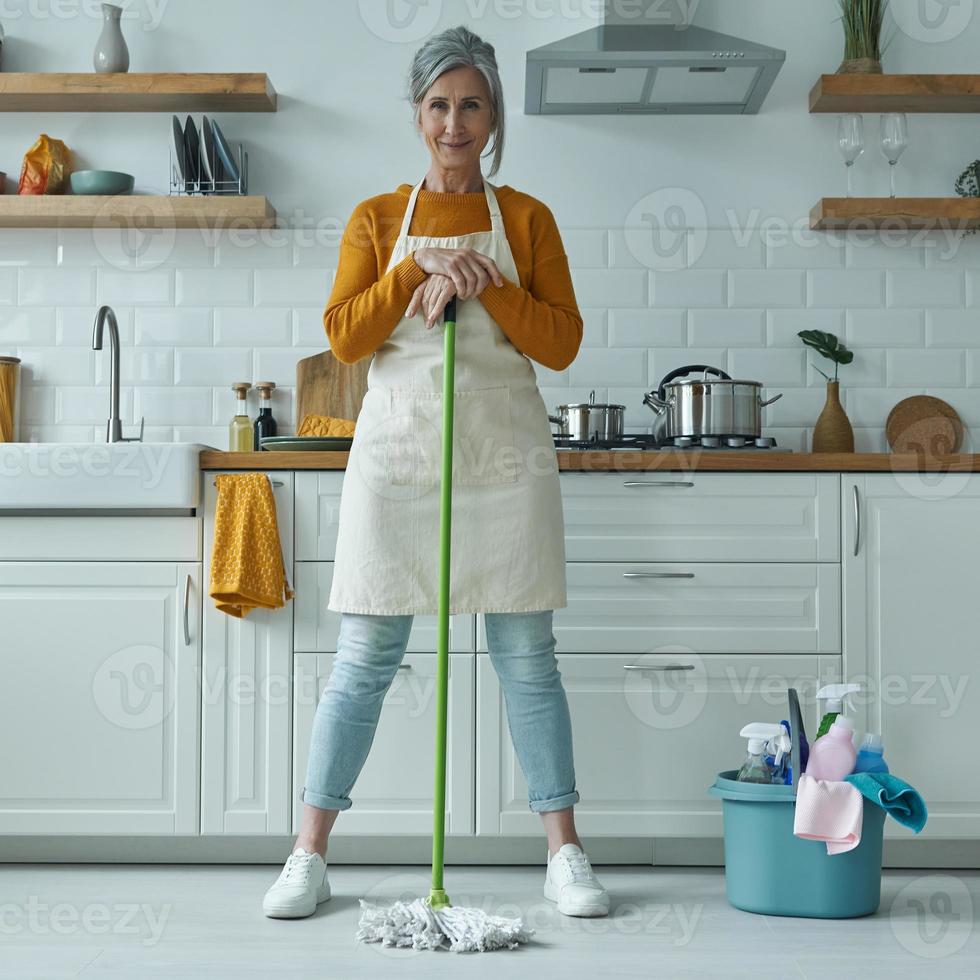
<box><xmin>263</xmin><ymin>25</ymin><xmax>608</xmax><ymax>921</ymax></box>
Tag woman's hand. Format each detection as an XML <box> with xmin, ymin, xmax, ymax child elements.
<box><xmin>407</xmin><ymin>274</ymin><xmax>458</xmax><ymax>329</ymax></box>
<box><xmin>413</xmin><ymin>246</ymin><xmax>504</xmax><ymax>300</ymax></box>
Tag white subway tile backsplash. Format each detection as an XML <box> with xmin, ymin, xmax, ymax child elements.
<box><xmin>175</xmin><ymin>349</ymin><xmax>252</xmax><ymax>387</ymax></box>
<box><xmin>808</xmin><ymin>270</ymin><xmax>885</xmax><ymax>308</ymax></box>
<box><xmin>562</xmin><ymin>229</ymin><xmax>608</xmax><ymax>268</ymax></box>
<box><xmin>650</xmin><ymin>270</ymin><xmax>725</xmax><ymax>308</ymax></box>
<box><xmin>846</xmin><ymin>388</ymin><xmax>923</xmax><ymax>429</ymax></box>
<box><xmin>690</xmin><ymin>229</ymin><xmax>765</xmax><ymax>269</ymax></box>
<box><xmin>0</xmin><ymin>230</ymin><xmax>58</xmax><ymax>266</ymax></box>
<box><xmin>609</xmin><ymin>228</ymin><xmax>687</xmax><ymax>271</ymax></box>
<box><xmin>135</xmin><ymin>387</ymin><xmax>212</xmax><ymax>427</ymax></box>
<box><xmin>174</xmin><ymin>426</ymin><xmax>229</xmax><ymax>448</ymax></box>
<box><xmin>95</xmin><ymin>348</ymin><xmax>174</xmax><ymax>387</ymax></box>
<box><xmin>763</xmin><ymin>386</ymin><xmax>830</xmax><ymax>427</ymax></box>
<box><xmin>846</xmin><ymin>239</ymin><xmax>926</xmax><ymax>269</ymax></box>
<box><xmin>293</xmin><ymin>236</ymin><xmax>342</xmax><ymax>269</ymax></box>
<box><xmin>926</xmin><ymin>310</ymin><xmax>980</xmax><ymax>348</ymax></box>
<box><xmin>650</xmin><ymin>349</ymin><xmax>728</xmax><ymax>385</ymax></box>
<box><xmin>255</xmin><ymin>268</ymin><xmax>331</xmax><ymax>307</ymax></box>
<box><xmin>767</xmin><ymin>309</ymin><xmax>844</xmax><ymax>346</ymax></box>
<box><xmin>924</xmin><ymin>233</ymin><xmax>980</xmax><ymax>269</ymax></box>
<box><xmin>19</xmin><ymin>268</ymin><xmax>95</xmax><ymax>306</ymax></box>
<box><xmin>215</xmin><ymin>231</ymin><xmax>293</xmax><ymax>268</ymax></box>
<box><xmin>579</xmin><ymin>309</ymin><xmax>608</xmax><ymax>347</ymax></box>
<box><xmin>58</xmin><ymin>307</ymin><xmax>134</xmax><ymax>346</ymax></box>
<box><xmin>808</xmin><ymin>349</ymin><xmax>885</xmax><ymax>387</ymax></box>
<box><xmin>253</xmin><ymin>347</ymin><xmax>326</xmax><ymax>385</ymax></box>
<box><xmin>569</xmin><ymin>349</ymin><xmax>648</xmax><ymax>387</ymax></box>
<box><xmin>888</xmin><ymin>270</ymin><xmax>965</xmax><ymax>308</ymax></box>
<box><xmin>609</xmin><ymin>309</ymin><xmax>686</xmax><ymax>348</ymax></box>
<box><xmin>292</xmin><ymin>308</ymin><xmax>329</xmax><ymax>347</ymax></box>
<box><xmin>846</xmin><ymin>310</ymin><xmax>924</xmax><ymax>347</ymax></box>
<box><xmin>0</xmin><ymin>308</ymin><xmax>56</xmax><ymax>346</ymax></box>
<box><xmin>15</xmin><ymin>347</ymin><xmax>96</xmax><ymax>386</ymax></box>
<box><xmin>56</xmin><ymin>386</ymin><xmax>135</xmax><ymax>426</ymax></box>
<box><xmin>98</xmin><ymin>268</ymin><xmax>174</xmax><ymax>307</ymax></box>
<box><xmin>19</xmin><ymin>385</ymin><xmax>55</xmax><ymax>424</ymax></box>
<box><xmin>135</xmin><ymin>308</ymin><xmax>212</xmax><ymax>347</ymax></box>
<box><xmin>177</xmin><ymin>268</ymin><xmax>252</xmax><ymax>307</ymax></box>
<box><xmin>730</xmin><ymin>271</ymin><xmax>805</xmax><ymax>308</ymax></box>
<box><xmin>689</xmin><ymin>310</ymin><xmax>765</xmax><ymax>347</ymax></box>
<box><xmin>573</xmin><ymin>269</ymin><xmax>647</xmax><ymax>307</ymax></box>
<box><xmin>214</xmin><ymin>309</ymin><xmax>292</xmax><ymax>346</ymax></box>
<box><xmin>766</xmin><ymin>230</ymin><xmax>844</xmax><ymax>269</ymax></box>
<box><xmin>729</xmin><ymin>348</ymin><xmax>807</xmax><ymax>386</ymax></box>
<box><xmin>887</xmin><ymin>349</ymin><xmax>965</xmax><ymax>387</ymax></box>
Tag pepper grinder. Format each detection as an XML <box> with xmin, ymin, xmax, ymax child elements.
<box><xmin>253</xmin><ymin>382</ymin><xmax>278</xmax><ymax>450</ymax></box>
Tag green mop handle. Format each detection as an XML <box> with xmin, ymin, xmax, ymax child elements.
<box><xmin>429</xmin><ymin>296</ymin><xmax>456</xmax><ymax>910</ymax></box>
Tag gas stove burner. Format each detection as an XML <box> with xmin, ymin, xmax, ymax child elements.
<box><xmin>552</xmin><ymin>433</ymin><xmax>790</xmax><ymax>452</ymax></box>
<box><xmin>552</xmin><ymin>433</ymin><xmax>658</xmax><ymax>451</ymax></box>
<box><xmin>668</xmin><ymin>435</ymin><xmax>786</xmax><ymax>451</ymax></box>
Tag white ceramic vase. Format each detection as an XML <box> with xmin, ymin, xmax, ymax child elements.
<box><xmin>93</xmin><ymin>3</ymin><xmax>129</xmax><ymax>73</ymax></box>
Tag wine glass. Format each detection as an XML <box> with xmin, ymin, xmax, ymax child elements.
<box><xmin>880</xmin><ymin>113</ymin><xmax>909</xmax><ymax>198</ymax></box>
<box><xmin>837</xmin><ymin>114</ymin><xmax>865</xmax><ymax>198</ymax></box>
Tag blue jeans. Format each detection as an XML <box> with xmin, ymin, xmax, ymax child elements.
<box><xmin>301</xmin><ymin>609</ymin><xmax>579</xmax><ymax>814</ymax></box>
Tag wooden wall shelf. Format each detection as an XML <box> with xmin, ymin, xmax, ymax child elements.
<box><xmin>0</xmin><ymin>195</ymin><xmax>277</xmax><ymax>229</ymax></box>
<box><xmin>810</xmin><ymin>74</ymin><xmax>980</xmax><ymax>113</ymax></box>
<box><xmin>811</xmin><ymin>198</ymin><xmax>980</xmax><ymax>230</ymax></box>
<box><xmin>0</xmin><ymin>73</ymin><xmax>277</xmax><ymax>112</ymax></box>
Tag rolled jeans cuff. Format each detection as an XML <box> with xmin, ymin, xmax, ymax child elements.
<box><xmin>528</xmin><ymin>790</ymin><xmax>580</xmax><ymax>813</ymax></box>
<box><xmin>301</xmin><ymin>786</ymin><xmax>352</xmax><ymax>812</ymax></box>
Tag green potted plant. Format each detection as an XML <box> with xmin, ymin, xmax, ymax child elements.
<box><xmin>837</xmin><ymin>0</ymin><xmax>892</xmax><ymax>74</ymax></box>
<box><xmin>799</xmin><ymin>330</ymin><xmax>855</xmax><ymax>453</ymax></box>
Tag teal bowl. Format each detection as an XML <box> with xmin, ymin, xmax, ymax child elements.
<box><xmin>69</xmin><ymin>170</ymin><xmax>135</xmax><ymax>196</ymax></box>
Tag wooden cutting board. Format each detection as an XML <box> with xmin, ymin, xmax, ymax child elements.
<box><xmin>886</xmin><ymin>395</ymin><xmax>964</xmax><ymax>454</ymax></box>
<box><xmin>295</xmin><ymin>350</ymin><xmax>371</xmax><ymax>429</ymax></box>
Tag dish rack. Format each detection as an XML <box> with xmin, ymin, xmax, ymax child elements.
<box><xmin>168</xmin><ymin>141</ymin><xmax>249</xmax><ymax>196</ymax></box>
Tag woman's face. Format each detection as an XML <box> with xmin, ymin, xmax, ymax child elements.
<box><xmin>417</xmin><ymin>66</ymin><xmax>493</xmax><ymax>175</ymax></box>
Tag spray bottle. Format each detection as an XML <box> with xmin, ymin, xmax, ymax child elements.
<box><xmin>764</xmin><ymin>722</ymin><xmax>794</xmax><ymax>785</ymax></box>
<box><xmin>815</xmin><ymin>683</ymin><xmax>861</xmax><ymax>740</ymax></box>
<box><xmin>737</xmin><ymin>723</ymin><xmax>785</xmax><ymax>784</ymax></box>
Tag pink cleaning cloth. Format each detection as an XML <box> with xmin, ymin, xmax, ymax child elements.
<box><xmin>793</xmin><ymin>773</ymin><xmax>864</xmax><ymax>855</ymax></box>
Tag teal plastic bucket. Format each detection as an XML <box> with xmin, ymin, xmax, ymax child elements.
<box><xmin>708</xmin><ymin>770</ymin><xmax>886</xmax><ymax>918</ymax></box>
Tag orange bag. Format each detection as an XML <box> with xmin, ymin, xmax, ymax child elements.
<box><xmin>18</xmin><ymin>134</ymin><xmax>72</xmax><ymax>195</ymax></box>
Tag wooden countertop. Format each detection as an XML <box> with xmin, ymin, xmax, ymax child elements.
<box><xmin>200</xmin><ymin>450</ymin><xmax>980</xmax><ymax>473</ymax></box>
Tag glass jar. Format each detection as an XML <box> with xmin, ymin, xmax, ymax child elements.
<box><xmin>0</xmin><ymin>356</ymin><xmax>21</xmax><ymax>443</ymax></box>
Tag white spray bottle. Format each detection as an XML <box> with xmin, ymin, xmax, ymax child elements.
<box><xmin>815</xmin><ymin>683</ymin><xmax>861</xmax><ymax>741</ymax></box>
<box><xmin>737</xmin><ymin>723</ymin><xmax>786</xmax><ymax>784</ymax></box>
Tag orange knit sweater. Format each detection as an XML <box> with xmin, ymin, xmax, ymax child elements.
<box><xmin>323</xmin><ymin>184</ymin><xmax>583</xmax><ymax>372</ymax></box>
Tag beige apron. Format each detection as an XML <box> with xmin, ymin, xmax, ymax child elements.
<box><xmin>327</xmin><ymin>177</ymin><xmax>567</xmax><ymax>615</ymax></box>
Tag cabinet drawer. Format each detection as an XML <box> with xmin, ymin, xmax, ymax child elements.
<box><xmin>293</xmin><ymin>562</ymin><xmax>475</xmax><ymax>652</ymax></box>
<box><xmin>489</xmin><ymin>562</ymin><xmax>840</xmax><ymax>654</ymax></box>
<box><xmin>560</xmin><ymin>472</ymin><xmax>840</xmax><ymax>562</ymax></box>
<box><xmin>477</xmin><ymin>653</ymin><xmax>840</xmax><ymax>836</ymax></box>
<box><xmin>294</xmin><ymin>471</ymin><xmax>346</xmax><ymax>561</ymax></box>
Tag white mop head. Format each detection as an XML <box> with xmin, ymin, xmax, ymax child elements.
<box><xmin>356</xmin><ymin>897</ymin><xmax>533</xmax><ymax>952</ymax></box>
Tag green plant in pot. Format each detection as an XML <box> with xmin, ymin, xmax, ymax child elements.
<box><xmin>799</xmin><ymin>330</ymin><xmax>855</xmax><ymax>453</ymax></box>
<box><xmin>837</xmin><ymin>0</ymin><xmax>893</xmax><ymax>74</ymax></box>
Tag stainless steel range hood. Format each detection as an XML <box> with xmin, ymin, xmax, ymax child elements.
<box><xmin>525</xmin><ymin>2</ymin><xmax>785</xmax><ymax>115</ymax></box>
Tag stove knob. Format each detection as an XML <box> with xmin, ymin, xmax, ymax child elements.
<box><xmin>701</xmin><ymin>436</ymin><xmax>720</xmax><ymax>448</ymax></box>
<box><xmin>754</xmin><ymin>437</ymin><xmax>776</xmax><ymax>448</ymax></box>
<box><xmin>673</xmin><ymin>436</ymin><xmax>694</xmax><ymax>448</ymax></box>
<box><xmin>725</xmin><ymin>436</ymin><xmax>746</xmax><ymax>448</ymax></box>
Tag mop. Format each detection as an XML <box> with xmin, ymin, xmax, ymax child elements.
<box><xmin>355</xmin><ymin>297</ymin><xmax>534</xmax><ymax>953</ymax></box>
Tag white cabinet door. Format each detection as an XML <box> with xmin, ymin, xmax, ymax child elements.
<box><xmin>293</xmin><ymin>562</ymin><xmax>474</xmax><ymax>653</ymax></box>
<box><xmin>294</xmin><ymin>471</ymin><xmax>346</xmax><ymax>561</ymax></box>
<box><xmin>477</xmin><ymin>652</ymin><xmax>839</xmax><ymax>836</ymax></box>
<box><xmin>0</xmin><ymin>561</ymin><xmax>201</xmax><ymax>834</ymax></box>
<box><xmin>201</xmin><ymin>472</ymin><xmax>294</xmax><ymax>835</ymax></box>
<box><xmin>481</xmin><ymin>563</ymin><xmax>840</xmax><ymax>654</ymax></box>
<box><xmin>560</xmin><ymin>473</ymin><xmax>840</xmax><ymax>562</ymax></box>
<box><xmin>843</xmin><ymin>474</ymin><xmax>980</xmax><ymax>838</ymax></box>
<box><xmin>292</xmin><ymin>653</ymin><xmax>475</xmax><ymax>835</ymax></box>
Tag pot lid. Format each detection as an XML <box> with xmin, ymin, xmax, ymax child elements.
<box><xmin>561</xmin><ymin>401</ymin><xmax>626</xmax><ymax>409</ymax></box>
<box><xmin>662</xmin><ymin>377</ymin><xmax>762</xmax><ymax>387</ymax></box>
<box><xmin>0</xmin><ymin>356</ymin><xmax>21</xmax><ymax>364</ymax></box>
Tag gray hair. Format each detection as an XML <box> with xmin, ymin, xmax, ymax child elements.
<box><xmin>406</xmin><ymin>25</ymin><xmax>505</xmax><ymax>178</ymax></box>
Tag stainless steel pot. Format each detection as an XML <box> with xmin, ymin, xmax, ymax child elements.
<box><xmin>549</xmin><ymin>389</ymin><xmax>625</xmax><ymax>442</ymax></box>
<box><xmin>643</xmin><ymin>364</ymin><xmax>782</xmax><ymax>440</ymax></box>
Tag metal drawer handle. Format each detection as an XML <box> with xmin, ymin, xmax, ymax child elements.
<box><xmin>211</xmin><ymin>478</ymin><xmax>284</xmax><ymax>487</ymax></box>
<box><xmin>852</xmin><ymin>484</ymin><xmax>861</xmax><ymax>557</ymax></box>
<box><xmin>397</xmin><ymin>664</ymin><xmax>412</xmax><ymax>671</ymax></box>
<box><xmin>622</xmin><ymin>571</ymin><xmax>696</xmax><ymax>579</ymax></box>
<box><xmin>622</xmin><ymin>481</ymin><xmax>694</xmax><ymax>488</ymax></box>
<box><xmin>183</xmin><ymin>573</ymin><xmax>191</xmax><ymax>646</ymax></box>
<box><xmin>624</xmin><ymin>664</ymin><xmax>696</xmax><ymax>671</ymax></box>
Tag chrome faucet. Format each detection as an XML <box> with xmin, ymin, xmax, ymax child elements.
<box><xmin>92</xmin><ymin>305</ymin><xmax>145</xmax><ymax>444</ymax></box>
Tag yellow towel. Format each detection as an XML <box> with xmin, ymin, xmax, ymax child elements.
<box><xmin>209</xmin><ymin>473</ymin><xmax>294</xmax><ymax>618</ymax></box>
<box><xmin>297</xmin><ymin>413</ymin><xmax>356</xmax><ymax>437</ymax></box>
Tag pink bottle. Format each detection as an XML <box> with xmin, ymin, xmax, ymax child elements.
<box><xmin>804</xmin><ymin>716</ymin><xmax>857</xmax><ymax>781</ymax></box>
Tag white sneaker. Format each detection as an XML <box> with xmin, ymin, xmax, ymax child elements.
<box><xmin>543</xmin><ymin>842</ymin><xmax>609</xmax><ymax>917</ymax></box>
<box><xmin>263</xmin><ymin>847</ymin><xmax>331</xmax><ymax>919</ymax></box>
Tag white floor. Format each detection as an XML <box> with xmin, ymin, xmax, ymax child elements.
<box><xmin>1</xmin><ymin>864</ymin><xmax>978</xmax><ymax>978</ymax></box>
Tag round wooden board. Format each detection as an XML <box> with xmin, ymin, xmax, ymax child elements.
<box><xmin>886</xmin><ymin>395</ymin><xmax>964</xmax><ymax>454</ymax></box>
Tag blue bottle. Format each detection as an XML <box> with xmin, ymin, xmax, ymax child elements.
<box><xmin>853</xmin><ymin>733</ymin><xmax>889</xmax><ymax>774</ymax></box>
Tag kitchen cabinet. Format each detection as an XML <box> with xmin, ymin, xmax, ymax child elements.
<box><xmin>292</xmin><ymin>652</ymin><xmax>475</xmax><ymax>835</ymax></box>
<box><xmin>843</xmin><ymin>474</ymin><xmax>980</xmax><ymax>838</ymax></box>
<box><xmin>200</xmin><ymin>472</ymin><xmax>294</xmax><ymax>835</ymax></box>
<box><xmin>0</xmin><ymin>560</ymin><xmax>201</xmax><ymax>834</ymax></box>
<box><xmin>476</xmin><ymin>653</ymin><xmax>840</xmax><ymax>836</ymax></box>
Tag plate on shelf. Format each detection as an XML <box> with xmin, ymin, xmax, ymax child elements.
<box><xmin>211</xmin><ymin>118</ymin><xmax>240</xmax><ymax>190</ymax></box>
<box><xmin>260</xmin><ymin>435</ymin><xmax>354</xmax><ymax>451</ymax></box>
<box><xmin>183</xmin><ymin>114</ymin><xmax>200</xmax><ymax>185</ymax></box>
<box><xmin>201</xmin><ymin>115</ymin><xmax>218</xmax><ymax>190</ymax></box>
<box><xmin>886</xmin><ymin>395</ymin><xmax>964</xmax><ymax>454</ymax></box>
<box><xmin>172</xmin><ymin>115</ymin><xmax>187</xmax><ymax>184</ymax></box>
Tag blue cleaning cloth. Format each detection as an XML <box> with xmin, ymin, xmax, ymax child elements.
<box><xmin>844</xmin><ymin>773</ymin><xmax>928</xmax><ymax>833</ymax></box>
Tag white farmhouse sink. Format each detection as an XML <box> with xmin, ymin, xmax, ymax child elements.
<box><xmin>0</xmin><ymin>443</ymin><xmax>216</xmax><ymax>510</ymax></box>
